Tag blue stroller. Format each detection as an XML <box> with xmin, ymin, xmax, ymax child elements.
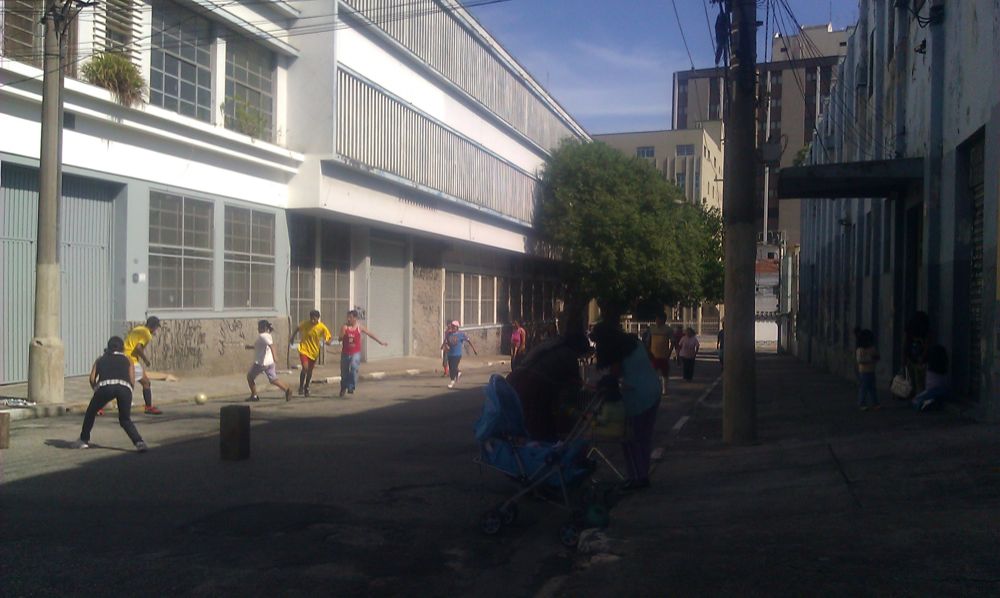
<box><xmin>474</xmin><ymin>374</ymin><xmax>611</xmax><ymax>546</ymax></box>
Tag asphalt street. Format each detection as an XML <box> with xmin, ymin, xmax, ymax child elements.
<box><xmin>1</xmin><ymin>363</ymin><xmax>715</xmax><ymax>597</ymax></box>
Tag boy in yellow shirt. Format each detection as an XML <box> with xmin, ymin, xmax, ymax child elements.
<box><xmin>290</xmin><ymin>310</ymin><xmax>332</xmax><ymax>396</ymax></box>
<box><xmin>123</xmin><ymin>316</ymin><xmax>163</xmax><ymax>415</ymax></box>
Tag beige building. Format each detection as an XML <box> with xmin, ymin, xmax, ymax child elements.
<box><xmin>593</xmin><ymin>120</ymin><xmax>724</xmax><ymax>212</ymax></box>
<box><xmin>672</xmin><ymin>24</ymin><xmax>849</xmax><ymax>245</ymax></box>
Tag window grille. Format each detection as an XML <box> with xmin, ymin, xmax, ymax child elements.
<box><xmin>463</xmin><ymin>274</ymin><xmax>480</xmax><ymax>326</ymax></box>
<box><xmin>2</xmin><ymin>0</ymin><xmax>43</xmax><ymax>67</ymax></box>
<box><xmin>150</xmin><ymin>1</ymin><xmax>213</xmax><ymax>121</ymax></box>
<box><xmin>224</xmin><ymin>39</ymin><xmax>275</xmax><ymax>141</ymax></box>
<box><xmin>223</xmin><ymin>206</ymin><xmax>275</xmax><ymax>308</ymax></box>
<box><xmin>342</xmin><ymin>0</ymin><xmax>577</xmax><ymax>151</ymax></box>
<box><xmin>98</xmin><ymin>0</ymin><xmax>141</xmax><ymax>58</ymax></box>
<box><xmin>337</xmin><ymin>70</ymin><xmax>538</xmax><ymax>223</ymax></box>
<box><xmin>444</xmin><ymin>271</ymin><xmax>462</xmax><ymax>323</ymax></box>
<box><xmin>148</xmin><ymin>191</ymin><xmax>213</xmax><ymax>308</ymax></box>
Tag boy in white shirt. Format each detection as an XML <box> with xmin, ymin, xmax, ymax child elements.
<box><xmin>246</xmin><ymin>320</ymin><xmax>292</xmax><ymax>402</ymax></box>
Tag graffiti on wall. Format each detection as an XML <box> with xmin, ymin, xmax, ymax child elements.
<box><xmin>216</xmin><ymin>319</ymin><xmax>249</xmax><ymax>357</ymax></box>
<box><xmin>143</xmin><ymin>319</ymin><xmax>207</xmax><ymax>372</ymax></box>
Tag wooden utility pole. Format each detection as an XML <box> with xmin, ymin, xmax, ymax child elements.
<box><xmin>27</xmin><ymin>1</ymin><xmax>70</xmax><ymax>405</ymax></box>
<box><xmin>722</xmin><ymin>0</ymin><xmax>757</xmax><ymax>444</ymax></box>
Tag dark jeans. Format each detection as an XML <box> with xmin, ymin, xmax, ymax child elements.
<box><xmin>682</xmin><ymin>357</ymin><xmax>696</xmax><ymax>380</ymax></box>
<box><xmin>622</xmin><ymin>398</ymin><xmax>660</xmax><ymax>481</ymax></box>
<box><xmin>857</xmin><ymin>371</ymin><xmax>878</xmax><ymax>407</ymax></box>
<box><xmin>447</xmin><ymin>355</ymin><xmax>462</xmax><ymax>381</ymax></box>
<box><xmin>80</xmin><ymin>385</ymin><xmax>144</xmax><ymax>445</ymax></box>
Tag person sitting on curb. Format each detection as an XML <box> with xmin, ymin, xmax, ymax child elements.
<box><xmin>913</xmin><ymin>345</ymin><xmax>949</xmax><ymax>412</ymax></box>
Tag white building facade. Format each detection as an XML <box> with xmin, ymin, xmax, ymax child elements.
<box><xmin>0</xmin><ymin>0</ymin><xmax>587</xmax><ymax>382</ymax></box>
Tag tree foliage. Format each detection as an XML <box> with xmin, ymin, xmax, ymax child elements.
<box><xmin>537</xmin><ymin>139</ymin><xmax>724</xmax><ymax>317</ymax></box>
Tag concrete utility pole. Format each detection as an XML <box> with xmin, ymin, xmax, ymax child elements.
<box><xmin>722</xmin><ymin>0</ymin><xmax>757</xmax><ymax>445</ymax></box>
<box><xmin>28</xmin><ymin>1</ymin><xmax>70</xmax><ymax>405</ymax></box>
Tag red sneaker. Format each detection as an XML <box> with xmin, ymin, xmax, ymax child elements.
<box><xmin>96</xmin><ymin>408</ymin><xmax>105</xmax><ymax>416</ymax></box>
<box><xmin>144</xmin><ymin>405</ymin><xmax>163</xmax><ymax>415</ymax></box>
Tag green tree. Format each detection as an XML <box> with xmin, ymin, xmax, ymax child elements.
<box><xmin>537</xmin><ymin>139</ymin><xmax>723</xmax><ymax>320</ymax></box>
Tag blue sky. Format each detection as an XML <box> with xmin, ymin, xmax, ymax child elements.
<box><xmin>468</xmin><ymin>0</ymin><xmax>859</xmax><ymax>134</ymax></box>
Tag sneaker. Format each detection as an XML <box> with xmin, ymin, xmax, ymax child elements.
<box><xmin>303</xmin><ymin>387</ymin><xmax>310</xmax><ymax>397</ymax></box>
<box><xmin>347</xmin><ymin>388</ymin><xmax>354</xmax><ymax>394</ymax></box>
<box><xmin>448</xmin><ymin>381</ymin><xmax>455</xmax><ymax>389</ymax></box>
<box><xmin>72</xmin><ymin>440</ymin><xmax>89</xmax><ymax>449</ymax></box>
<box><xmin>859</xmin><ymin>406</ymin><xmax>870</xmax><ymax>412</ymax></box>
<box><xmin>285</xmin><ymin>388</ymin><xmax>292</xmax><ymax>402</ymax></box>
<box><xmin>135</xmin><ymin>441</ymin><xmax>148</xmax><ymax>453</ymax></box>
<box><xmin>144</xmin><ymin>405</ymin><xmax>163</xmax><ymax>415</ymax></box>
<box><xmin>246</xmin><ymin>395</ymin><xmax>260</xmax><ymax>402</ymax></box>
<box><xmin>339</xmin><ymin>388</ymin><xmax>347</xmax><ymax>398</ymax></box>
<box><xmin>297</xmin><ymin>387</ymin><xmax>304</xmax><ymax>396</ymax></box>
<box><xmin>920</xmin><ymin>399</ymin><xmax>936</xmax><ymax>412</ymax></box>
<box><xmin>96</xmin><ymin>408</ymin><xmax>105</xmax><ymax>417</ymax></box>
<box><xmin>870</xmin><ymin>404</ymin><xmax>881</xmax><ymax>411</ymax></box>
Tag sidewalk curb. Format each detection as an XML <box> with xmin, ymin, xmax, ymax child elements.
<box><xmin>0</xmin><ymin>359</ymin><xmax>509</xmax><ymax>422</ymax></box>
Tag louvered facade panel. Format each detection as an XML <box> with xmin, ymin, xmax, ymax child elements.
<box><xmin>336</xmin><ymin>70</ymin><xmax>538</xmax><ymax>224</ymax></box>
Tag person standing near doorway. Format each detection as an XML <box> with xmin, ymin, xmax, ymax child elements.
<box><xmin>339</xmin><ymin>310</ymin><xmax>388</xmax><ymax>397</ymax></box>
<box><xmin>291</xmin><ymin>310</ymin><xmax>332</xmax><ymax>397</ymax></box>
<box><xmin>678</xmin><ymin>327</ymin><xmax>700</xmax><ymax>381</ymax></box>
<box><xmin>245</xmin><ymin>320</ymin><xmax>292</xmax><ymax>402</ymax></box>
<box><xmin>124</xmin><ymin>316</ymin><xmax>163</xmax><ymax>415</ymax></box>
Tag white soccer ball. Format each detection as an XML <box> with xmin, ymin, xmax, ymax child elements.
<box><xmin>194</xmin><ymin>393</ymin><xmax>208</xmax><ymax>405</ymax></box>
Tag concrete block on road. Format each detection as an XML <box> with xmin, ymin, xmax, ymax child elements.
<box><xmin>220</xmin><ymin>405</ymin><xmax>250</xmax><ymax>461</ymax></box>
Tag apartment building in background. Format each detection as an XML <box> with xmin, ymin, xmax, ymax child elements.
<box><xmin>0</xmin><ymin>0</ymin><xmax>587</xmax><ymax>383</ymax></box>
<box><xmin>672</xmin><ymin>24</ymin><xmax>849</xmax><ymax>245</ymax></box>
<box><xmin>593</xmin><ymin>120</ymin><xmax>724</xmax><ymax>211</ymax></box>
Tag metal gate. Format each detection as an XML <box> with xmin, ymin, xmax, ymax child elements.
<box><xmin>968</xmin><ymin>140</ymin><xmax>985</xmax><ymax>397</ymax></box>
<box><xmin>0</xmin><ymin>164</ymin><xmax>117</xmax><ymax>383</ymax></box>
<box><xmin>367</xmin><ymin>237</ymin><xmax>406</xmax><ymax>360</ymax></box>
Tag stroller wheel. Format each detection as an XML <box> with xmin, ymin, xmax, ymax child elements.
<box><xmin>480</xmin><ymin>510</ymin><xmax>503</xmax><ymax>535</ymax></box>
<box><xmin>558</xmin><ymin>522</ymin><xmax>580</xmax><ymax>548</ymax></box>
<box><xmin>499</xmin><ymin>503</ymin><xmax>518</xmax><ymax>526</ymax></box>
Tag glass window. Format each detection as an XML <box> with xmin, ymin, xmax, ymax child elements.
<box><xmin>676</xmin><ymin>172</ymin><xmax>686</xmax><ymax>189</ymax></box>
<box><xmin>149</xmin><ymin>191</ymin><xmax>213</xmax><ymax>308</ymax></box>
<box><xmin>480</xmin><ymin>276</ymin><xmax>495</xmax><ymax>324</ymax></box>
<box><xmin>319</xmin><ymin>221</ymin><xmax>351</xmax><ymax>323</ymax></box>
<box><xmin>676</xmin><ymin>144</ymin><xmax>695</xmax><ymax>156</ymax></box>
<box><xmin>444</xmin><ymin>271</ymin><xmax>462</xmax><ymax>323</ymax></box>
<box><xmin>224</xmin><ymin>39</ymin><xmax>275</xmax><ymax>141</ymax></box>
<box><xmin>464</xmin><ymin>274</ymin><xmax>480</xmax><ymax>326</ymax></box>
<box><xmin>223</xmin><ymin>206</ymin><xmax>275</xmax><ymax>308</ymax></box>
<box><xmin>150</xmin><ymin>0</ymin><xmax>213</xmax><ymax>122</ymax></box>
<box><xmin>288</xmin><ymin>214</ymin><xmax>316</xmax><ymax>326</ymax></box>
<box><xmin>636</xmin><ymin>146</ymin><xmax>655</xmax><ymax>159</ymax></box>
<box><xmin>509</xmin><ymin>278</ymin><xmax>522</xmax><ymax>321</ymax></box>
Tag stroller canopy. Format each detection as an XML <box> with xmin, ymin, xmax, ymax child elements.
<box><xmin>474</xmin><ymin>374</ymin><xmax>528</xmax><ymax>442</ymax></box>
